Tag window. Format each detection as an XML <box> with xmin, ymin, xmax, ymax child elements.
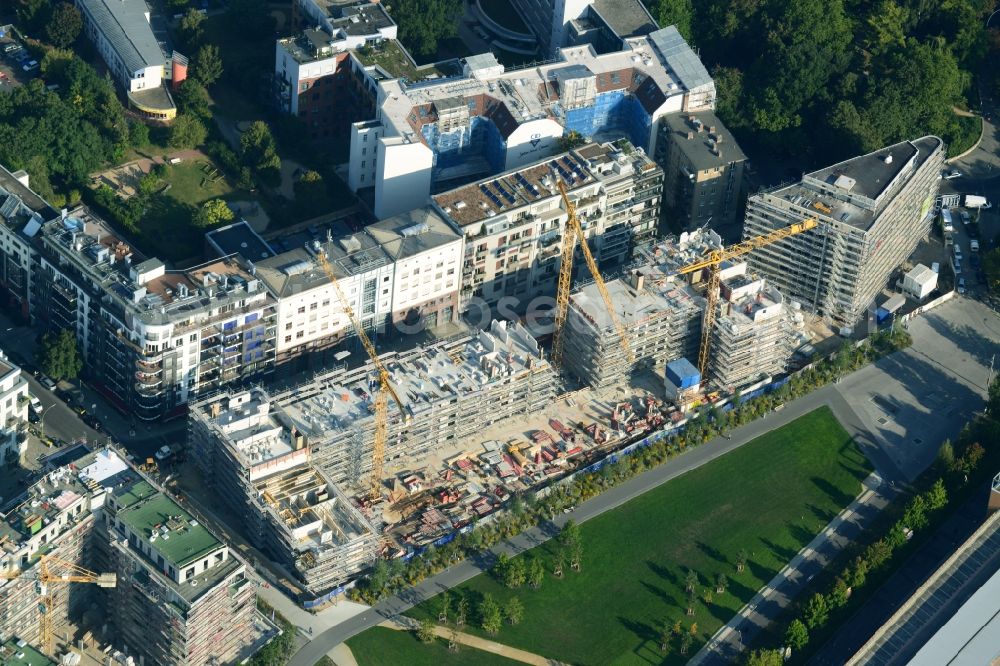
<box><xmin>285</xmin><ymin>322</ymin><xmax>292</xmax><ymax>330</ymax></box>
<box><xmin>284</xmin><ymin>335</ymin><xmax>291</xmax><ymax>343</ymax></box>
<box><xmin>310</xmin><ymin>302</ymin><xmax>318</xmax><ymax>310</ymax></box>
<box><xmin>296</xmin><ymin>331</ymin><xmax>304</xmax><ymax>338</ymax></box>
<box><xmin>297</xmin><ymin>306</ymin><xmax>306</xmax><ymax>314</ymax></box>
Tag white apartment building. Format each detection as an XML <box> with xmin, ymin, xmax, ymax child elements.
<box><xmin>0</xmin><ymin>167</ymin><xmax>58</xmax><ymax>321</ymax></box>
<box><xmin>365</xmin><ymin>207</ymin><xmax>464</xmax><ymax>331</ymax></box>
<box><xmin>254</xmin><ymin>225</ymin><xmax>395</xmax><ymax>365</ymax></box>
<box><xmin>0</xmin><ymin>354</ymin><xmax>28</xmax><ymax>429</ymax></box>
<box><xmin>75</xmin><ymin>0</ymin><xmax>176</xmax><ymax>119</ymax></box>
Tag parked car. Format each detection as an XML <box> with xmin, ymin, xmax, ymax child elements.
<box><xmin>21</xmin><ymin>60</ymin><xmax>38</xmax><ymax>72</ymax></box>
<box><xmin>39</xmin><ymin>376</ymin><xmax>57</xmax><ymax>391</ymax></box>
<box><xmin>943</xmin><ymin>170</ymin><xmax>962</xmax><ymax>179</ymax></box>
<box><xmin>82</xmin><ymin>414</ymin><xmax>103</xmax><ymax>431</ymax></box>
<box><xmin>154</xmin><ymin>445</ymin><xmax>173</xmax><ymax>461</ymax></box>
<box><xmin>28</xmin><ymin>395</ymin><xmax>43</xmax><ymax>415</ymax></box>
<box><xmin>958</xmin><ymin>278</ymin><xmax>966</xmax><ymax>294</ymax></box>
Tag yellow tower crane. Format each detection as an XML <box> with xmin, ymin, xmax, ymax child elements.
<box><xmin>1</xmin><ymin>554</ymin><xmax>117</xmax><ymax>655</ymax></box>
<box><xmin>312</xmin><ymin>247</ymin><xmax>408</xmax><ymax>502</ymax></box>
<box><xmin>551</xmin><ymin>180</ymin><xmax>634</xmax><ymax>367</ymax></box>
<box><xmin>673</xmin><ymin>218</ymin><xmax>820</xmax><ymax>377</ymax></box>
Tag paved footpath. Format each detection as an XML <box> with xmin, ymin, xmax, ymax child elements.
<box><xmin>385</xmin><ymin>618</ymin><xmax>559</xmax><ymax>666</ymax></box>
<box><xmin>689</xmin><ymin>473</ymin><xmax>897</xmax><ymax>665</ymax></box>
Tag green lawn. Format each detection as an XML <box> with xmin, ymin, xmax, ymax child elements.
<box><xmin>346</xmin><ymin>627</ymin><xmax>520</xmax><ymax>666</ymax></box>
<box><xmin>388</xmin><ymin>407</ymin><xmax>871</xmax><ymax>666</ymax></box>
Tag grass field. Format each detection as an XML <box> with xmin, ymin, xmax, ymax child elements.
<box><xmin>346</xmin><ymin>627</ymin><xmax>520</xmax><ymax>666</ymax></box>
<box><xmin>385</xmin><ymin>407</ymin><xmax>871</xmax><ymax>666</ymax></box>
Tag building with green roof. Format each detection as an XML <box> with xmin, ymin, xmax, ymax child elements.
<box><xmin>0</xmin><ymin>638</ymin><xmax>56</xmax><ymax>666</ymax></box>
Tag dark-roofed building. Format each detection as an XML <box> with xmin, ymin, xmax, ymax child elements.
<box><xmin>743</xmin><ymin>136</ymin><xmax>945</xmax><ymax>325</ymax></box>
<box><xmin>205</xmin><ymin>220</ymin><xmax>276</xmax><ymax>262</ymax></box>
<box><xmin>75</xmin><ymin>0</ymin><xmax>177</xmax><ymax>119</ymax></box>
<box><xmin>512</xmin><ymin>0</ymin><xmax>657</xmax><ymax>57</ymax></box>
<box><xmin>659</xmin><ymin>111</ymin><xmax>747</xmax><ymax>230</ymax></box>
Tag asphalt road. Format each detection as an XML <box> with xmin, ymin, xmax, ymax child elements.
<box><xmin>288</xmin><ymin>297</ymin><xmax>998</xmax><ymax>666</ymax></box>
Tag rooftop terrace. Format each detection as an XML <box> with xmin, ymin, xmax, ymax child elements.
<box><xmin>115</xmin><ymin>480</ymin><xmax>222</xmax><ymax>570</ymax></box>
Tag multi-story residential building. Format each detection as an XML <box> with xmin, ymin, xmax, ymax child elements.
<box><xmin>275</xmin><ymin>3</ymin><xmax>398</xmax><ymax>138</ymax></box>
<box><xmin>0</xmin><ymin>354</ymin><xmax>28</xmax><ymax>430</ymax></box>
<box><xmin>254</xmin><ymin>222</ymin><xmax>395</xmax><ymax>369</ymax></box>
<box><xmin>0</xmin><ymin>167</ymin><xmax>58</xmax><ymax>321</ymax></box>
<box><xmin>709</xmin><ymin>269</ymin><xmax>793</xmax><ymax>391</ymax></box>
<box><xmin>432</xmin><ymin>141</ymin><xmax>661</xmax><ymax>314</ymax></box>
<box><xmin>365</xmin><ymin>207</ymin><xmax>463</xmax><ymax>332</ymax></box>
<box><xmin>351</xmin><ymin>25</ymin><xmax>714</xmax><ymax>218</ymax></box>
<box><xmin>74</xmin><ymin>0</ymin><xmax>177</xmax><ymax>120</ymax></box>
<box><xmin>189</xmin><ymin>389</ymin><xmax>379</xmax><ymax>595</ymax></box>
<box><xmin>744</xmin><ymin>136</ymin><xmax>945</xmax><ymax>325</ymax></box>
<box><xmin>32</xmin><ymin>207</ymin><xmax>277</xmax><ymax>421</ymax></box>
<box><xmin>105</xmin><ymin>477</ymin><xmax>258</xmax><ymax>666</ymax></box>
<box><xmin>659</xmin><ymin>111</ymin><xmax>747</xmax><ymax>231</ymax></box>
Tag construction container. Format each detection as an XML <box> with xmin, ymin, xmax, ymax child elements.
<box><xmin>666</xmin><ymin>358</ymin><xmax>700</xmax><ymax>389</ymax></box>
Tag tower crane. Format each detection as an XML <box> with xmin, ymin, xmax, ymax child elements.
<box><xmin>551</xmin><ymin>180</ymin><xmax>634</xmax><ymax>367</ymax></box>
<box><xmin>311</xmin><ymin>244</ymin><xmax>408</xmax><ymax>502</ymax></box>
<box><xmin>673</xmin><ymin>219</ymin><xmax>819</xmax><ymax>377</ymax></box>
<box><xmin>1</xmin><ymin>554</ymin><xmax>117</xmax><ymax>655</ymax></box>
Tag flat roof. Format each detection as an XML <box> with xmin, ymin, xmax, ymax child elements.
<box><xmin>808</xmin><ymin>140</ymin><xmax>919</xmax><ymax>202</ymax></box>
<box><xmin>0</xmin><ymin>164</ymin><xmax>58</xmax><ymax>222</ymax></box>
<box><xmin>662</xmin><ymin>111</ymin><xmax>747</xmax><ymax>172</ymax></box>
<box><xmin>590</xmin><ymin>0</ymin><xmax>658</xmax><ymax>38</ymax></box>
<box><xmin>116</xmin><ymin>482</ymin><xmax>222</xmax><ymax>569</ymax></box>
<box><xmin>365</xmin><ymin>207</ymin><xmax>461</xmax><ymax>261</ymax></box>
<box><xmin>0</xmin><ymin>638</ymin><xmax>56</xmax><ymax>666</ymax></box>
<box><xmin>206</xmin><ymin>220</ymin><xmax>276</xmax><ymax>261</ymax></box>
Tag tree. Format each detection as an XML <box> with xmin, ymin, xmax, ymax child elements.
<box><xmin>239</xmin><ymin>120</ymin><xmax>281</xmax><ymax>184</ymax></box>
<box><xmin>527</xmin><ymin>557</ymin><xmax>545</xmax><ymax>589</ymax></box>
<box><xmin>557</xmin><ymin>130</ymin><xmax>586</xmax><ymax>152</ymax></box>
<box><xmin>829</xmin><ymin>577</ymin><xmax>851</xmax><ymax>608</ymax></box>
<box><xmin>438</xmin><ymin>592</ymin><xmax>450</xmax><ymax>623</ymax></box>
<box><xmin>37</xmin><ymin>329</ymin><xmax>83</xmax><ymax>381</ymax></box>
<box><xmin>685</xmin><ymin>569</ymin><xmax>698</xmax><ymax>593</ymax></box>
<box><xmin>866</xmin><ymin>0</ymin><xmax>909</xmax><ymax>55</ymax></box>
<box><xmin>659</xmin><ymin>619</ymin><xmax>673</xmax><ymax>653</ymax></box>
<box><xmin>192</xmin><ymin>44</ymin><xmax>223</xmax><ymax>87</ymax></box>
<box><xmin>785</xmin><ymin>619</ymin><xmax>809</xmax><ymax>651</ymax></box>
<box><xmin>293</xmin><ymin>170</ymin><xmax>332</xmax><ymax>216</ymax></box>
<box><xmin>175</xmin><ymin>79</ymin><xmax>212</xmax><ymax>119</ymax></box>
<box><xmin>716</xmin><ymin>573</ymin><xmax>728</xmax><ymax>594</ymax></box>
<box><xmin>448</xmin><ymin>626</ymin><xmax>460</xmax><ymax>652</ymax></box>
<box><xmin>686</xmin><ymin>588</ymin><xmax>697</xmax><ymax>616</ymax></box>
<box><xmin>746</xmin><ymin>649</ymin><xmax>784</xmax><ymax>666</ymax></box>
<box><xmin>848</xmin><ymin>556</ymin><xmax>869</xmax><ymax>588</ymax></box>
<box><xmin>559</xmin><ymin>519</ymin><xmax>581</xmax><ymax>550</ymax></box>
<box><xmin>129</xmin><ymin>121</ymin><xmax>150</xmax><ymax>150</ymax></box>
<box><xmin>937</xmin><ymin>440</ymin><xmax>955</xmax><ymax>470</ymax></box>
<box><xmin>803</xmin><ymin>593</ymin><xmax>829</xmax><ymax>629</ymax></box>
<box><xmin>656</xmin><ymin>0</ymin><xmax>694</xmax><ymax>43</ymax></box>
<box><xmin>679</xmin><ymin>632</ymin><xmax>693</xmax><ymax>656</ymax></box>
<box><xmin>504</xmin><ymin>596</ymin><xmax>524</xmax><ymax>625</ymax></box>
<box><xmin>178</xmin><ymin>7</ymin><xmax>206</xmax><ymax>49</ymax></box>
<box><xmin>193</xmin><ymin>199</ymin><xmax>235</xmax><ymax>228</ymax></box>
<box><xmin>168</xmin><ymin>113</ymin><xmax>208</xmax><ymax>149</ymax></box>
<box><xmin>553</xmin><ymin>549</ymin><xmax>565</xmax><ymax>577</ymax></box>
<box><xmin>503</xmin><ymin>557</ymin><xmax>526</xmax><ymax>588</ymax></box>
<box><xmin>736</xmin><ymin>549</ymin><xmax>748</xmax><ymax>573</ymax></box>
<box><xmin>46</xmin><ymin>2</ymin><xmax>83</xmax><ymax>48</ymax></box>
<box><xmin>455</xmin><ymin>596</ymin><xmax>468</xmax><ymax>627</ymax></box>
<box><xmin>390</xmin><ymin>0</ymin><xmax>461</xmax><ymax>59</ymax></box>
<box><xmin>480</xmin><ymin>594</ymin><xmax>502</xmax><ymax>635</ymax></box>
<box><xmin>416</xmin><ymin>618</ymin><xmax>435</xmax><ymax>644</ymax></box>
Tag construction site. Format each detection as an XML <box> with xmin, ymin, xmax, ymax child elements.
<box><xmin>0</xmin><ymin>447</ymin><xmax>276</xmax><ymax>666</ymax></box>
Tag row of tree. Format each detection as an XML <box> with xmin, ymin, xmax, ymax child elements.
<box><xmin>652</xmin><ymin>0</ymin><xmax>993</xmax><ymax>162</ymax></box>
<box><xmin>350</xmin><ymin>328</ymin><xmax>914</xmax><ymax>605</ymax></box>
<box><xmin>750</xmin><ymin>373</ymin><xmax>1000</xmax><ymax>663</ymax></box>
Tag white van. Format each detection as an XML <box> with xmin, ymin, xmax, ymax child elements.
<box><xmin>941</xmin><ymin>209</ymin><xmax>954</xmax><ymax>232</ymax></box>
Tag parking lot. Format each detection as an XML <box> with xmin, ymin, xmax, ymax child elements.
<box><xmin>0</xmin><ymin>35</ymin><xmax>39</xmax><ymax>87</ymax></box>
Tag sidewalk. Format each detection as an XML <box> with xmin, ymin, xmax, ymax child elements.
<box><xmin>384</xmin><ymin>618</ymin><xmax>559</xmax><ymax>666</ymax></box>
<box><xmin>690</xmin><ymin>473</ymin><xmax>895</xmax><ymax>665</ymax></box>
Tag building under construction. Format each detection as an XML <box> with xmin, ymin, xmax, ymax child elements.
<box><xmin>105</xmin><ymin>476</ymin><xmax>257</xmax><ymax>666</ymax></box>
<box><xmin>709</xmin><ymin>267</ymin><xmax>794</xmax><ymax>392</ymax></box>
<box><xmin>0</xmin><ymin>448</ymin><xmax>110</xmax><ymax>649</ymax></box>
<box><xmin>562</xmin><ymin>229</ymin><xmax>797</xmax><ymax>391</ymax></box>
<box><xmin>0</xmin><ymin>447</ymin><xmax>265</xmax><ymax>665</ymax></box>
<box><xmin>189</xmin><ymin>390</ymin><xmax>379</xmax><ymax>596</ymax></box>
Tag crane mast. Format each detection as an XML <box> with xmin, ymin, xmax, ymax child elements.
<box><xmin>313</xmin><ymin>249</ymin><xmax>407</xmax><ymax>502</ymax></box>
<box><xmin>551</xmin><ymin>180</ymin><xmax>634</xmax><ymax>367</ymax></box>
